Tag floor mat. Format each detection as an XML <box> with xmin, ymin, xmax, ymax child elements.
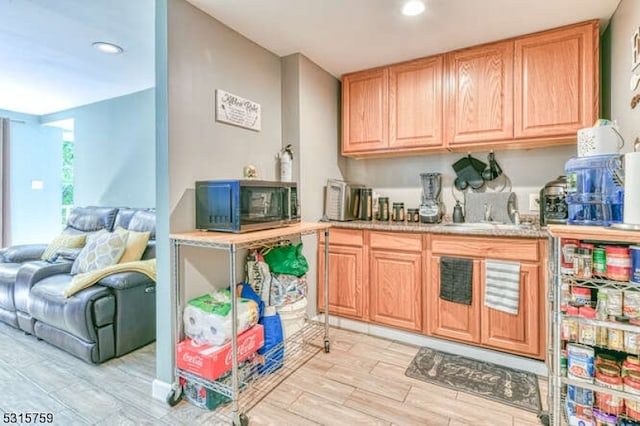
<box><xmin>405</xmin><ymin>347</ymin><xmax>541</xmax><ymax>413</ymax></box>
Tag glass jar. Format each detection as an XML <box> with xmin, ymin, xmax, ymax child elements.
<box><xmin>407</xmin><ymin>208</ymin><xmax>419</xmax><ymax>223</ymax></box>
<box><xmin>574</xmin><ymin>247</ymin><xmax>593</xmax><ymax>279</ymax></box>
<box><xmin>377</xmin><ymin>197</ymin><xmax>389</xmax><ymax>222</ymax></box>
<box><xmin>562</xmin><ymin>304</ymin><xmax>580</xmax><ymax>341</ymax></box>
<box><xmin>391</xmin><ymin>202</ymin><xmax>405</xmax><ymax>222</ymax></box>
<box><xmin>595</xmin><ymin>363</ymin><xmax>624</xmax><ymax>415</ymax></box>
<box><xmin>579</xmin><ymin>305</ymin><xmax>597</xmax><ymax>345</ymax></box>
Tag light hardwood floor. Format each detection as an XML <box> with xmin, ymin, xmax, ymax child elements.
<box><xmin>0</xmin><ymin>323</ymin><xmax>547</xmax><ymax>425</ymax></box>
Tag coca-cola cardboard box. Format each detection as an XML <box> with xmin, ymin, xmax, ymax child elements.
<box><xmin>176</xmin><ymin>324</ymin><xmax>264</xmax><ymax>382</ymax></box>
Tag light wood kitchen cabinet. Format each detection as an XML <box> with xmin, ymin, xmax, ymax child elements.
<box><xmin>514</xmin><ymin>20</ymin><xmax>598</xmax><ymax>140</ymax></box>
<box><xmin>427</xmin><ymin>254</ymin><xmax>482</xmax><ymax>343</ymax></box>
<box><xmin>446</xmin><ymin>40</ymin><xmax>514</xmax><ymax>146</ymax></box>
<box><xmin>480</xmin><ymin>262</ymin><xmax>541</xmax><ymax>356</ymax></box>
<box><xmin>427</xmin><ymin>235</ymin><xmax>546</xmax><ymax>359</ymax></box>
<box><xmin>368</xmin><ymin>232</ymin><xmax>423</xmax><ymax>332</ymax></box>
<box><xmin>341</xmin><ymin>19</ymin><xmax>599</xmax><ymax>157</ymax></box>
<box><xmin>389</xmin><ymin>56</ymin><xmax>444</xmax><ymax>150</ymax></box>
<box><xmin>341</xmin><ymin>68</ymin><xmax>388</xmax><ymax>155</ymax></box>
<box><xmin>317</xmin><ymin>228</ymin><xmax>366</xmax><ymax>320</ymax></box>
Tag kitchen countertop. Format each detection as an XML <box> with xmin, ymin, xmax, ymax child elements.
<box><xmin>327</xmin><ymin>219</ymin><xmax>549</xmax><ymax>239</ymax></box>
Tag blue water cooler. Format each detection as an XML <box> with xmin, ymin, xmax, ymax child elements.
<box><xmin>564</xmin><ymin>154</ymin><xmax>624</xmax><ymax>226</ymax></box>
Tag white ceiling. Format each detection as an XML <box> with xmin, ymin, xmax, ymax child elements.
<box><xmin>0</xmin><ymin>0</ymin><xmax>155</xmax><ymax>116</ymax></box>
<box><xmin>188</xmin><ymin>0</ymin><xmax>621</xmax><ymax>77</ymax></box>
<box><xmin>0</xmin><ymin>0</ymin><xmax>621</xmax><ymax>116</ymax></box>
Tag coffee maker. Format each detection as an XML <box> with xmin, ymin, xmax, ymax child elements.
<box><xmin>419</xmin><ymin>172</ymin><xmax>443</xmax><ymax>223</ymax></box>
<box><xmin>539</xmin><ymin>175</ymin><xmax>568</xmax><ymax>227</ymax></box>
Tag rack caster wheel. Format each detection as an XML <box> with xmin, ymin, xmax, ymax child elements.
<box><xmin>232</xmin><ymin>413</ymin><xmax>249</xmax><ymax>426</ymax></box>
<box><xmin>166</xmin><ymin>386</ymin><xmax>183</xmax><ymax>407</ymax></box>
<box><xmin>537</xmin><ymin>412</ymin><xmax>549</xmax><ymax>426</ymax></box>
<box><xmin>324</xmin><ymin>339</ymin><xmax>330</xmax><ymax>353</ymax></box>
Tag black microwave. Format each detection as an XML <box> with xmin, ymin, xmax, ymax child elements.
<box><xmin>195</xmin><ymin>180</ymin><xmax>300</xmax><ymax>233</ymax></box>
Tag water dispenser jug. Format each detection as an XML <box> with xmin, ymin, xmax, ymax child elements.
<box><xmin>564</xmin><ymin>154</ymin><xmax>624</xmax><ymax>226</ymax></box>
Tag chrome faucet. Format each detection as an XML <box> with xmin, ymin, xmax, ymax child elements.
<box><xmin>483</xmin><ymin>203</ymin><xmax>492</xmax><ymax>222</ymax></box>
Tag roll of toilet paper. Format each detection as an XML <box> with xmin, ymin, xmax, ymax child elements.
<box><xmin>624</xmin><ymin>152</ymin><xmax>640</xmax><ymax>225</ymax></box>
<box><xmin>183</xmin><ymin>305</ymin><xmax>204</xmax><ymax>338</ymax></box>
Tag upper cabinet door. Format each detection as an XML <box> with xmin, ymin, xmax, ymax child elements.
<box><xmin>389</xmin><ymin>56</ymin><xmax>444</xmax><ymax>149</ymax></box>
<box><xmin>446</xmin><ymin>40</ymin><xmax>514</xmax><ymax>145</ymax></box>
<box><xmin>514</xmin><ymin>21</ymin><xmax>599</xmax><ymax>139</ymax></box>
<box><xmin>341</xmin><ymin>68</ymin><xmax>388</xmax><ymax>154</ymax></box>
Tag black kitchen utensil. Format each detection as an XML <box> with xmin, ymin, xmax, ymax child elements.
<box><xmin>482</xmin><ymin>151</ymin><xmax>503</xmax><ymax>181</ymax></box>
<box><xmin>452</xmin><ymin>154</ymin><xmax>486</xmax><ymax>190</ymax></box>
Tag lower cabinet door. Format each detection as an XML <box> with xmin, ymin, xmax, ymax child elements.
<box><xmin>369</xmin><ymin>248</ymin><xmax>422</xmax><ymax>332</ymax></box>
<box><xmin>480</xmin><ymin>262</ymin><xmax>542</xmax><ymax>359</ymax></box>
<box><xmin>427</xmin><ymin>255</ymin><xmax>481</xmax><ymax>344</ymax></box>
<box><xmin>318</xmin><ymin>242</ymin><xmax>365</xmax><ymax>320</ymax></box>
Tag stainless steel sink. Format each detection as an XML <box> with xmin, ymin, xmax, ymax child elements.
<box><xmin>442</xmin><ymin>222</ymin><xmax>533</xmax><ymax>231</ymax></box>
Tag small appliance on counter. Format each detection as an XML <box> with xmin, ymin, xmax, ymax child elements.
<box><xmin>577</xmin><ymin>119</ymin><xmax>624</xmax><ymax>157</ymax></box>
<box><xmin>419</xmin><ymin>172</ymin><xmax>443</xmax><ymax>223</ymax></box>
<box><xmin>195</xmin><ymin>180</ymin><xmax>299</xmax><ymax>233</ymax></box>
<box><xmin>323</xmin><ymin>179</ymin><xmax>365</xmax><ymax>221</ymax></box>
<box><xmin>539</xmin><ymin>176</ymin><xmax>568</xmax><ymax>227</ymax></box>
<box><xmin>564</xmin><ymin>154</ymin><xmax>624</xmax><ymax>226</ymax></box>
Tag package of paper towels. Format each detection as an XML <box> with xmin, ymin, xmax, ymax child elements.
<box><xmin>184</xmin><ymin>290</ymin><xmax>259</xmax><ymax>347</ymax></box>
<box><xmin>624</xmin><ymin>151</ymin><xmax>640</xmax><ymax>225</ymax></box>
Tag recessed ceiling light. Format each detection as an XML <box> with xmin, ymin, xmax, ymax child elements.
<box><xmin>402</xmin><ymin>0</ymin><xmax>426</xmax><ymax>16</ymax></box>
<box><xmin>92</xmin><ymin>41</ymin><xmax>124</xmax><ymax>55</ymax></box>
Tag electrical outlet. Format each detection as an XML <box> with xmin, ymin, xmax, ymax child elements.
<box><xmin>529</xmin><ymin>193</ymin><xmax>540</xmax><ymax>211</ymax></box>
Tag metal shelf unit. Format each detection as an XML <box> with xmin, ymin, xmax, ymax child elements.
<box><xmin>169</xmin><ymin>222</ymin><xmax>331</xmax><ymax>425</ymax></box>
<box><xmin>547</xmin><ymin>225</ymin><xmax>640</xmax><ymax>426</ymax></box>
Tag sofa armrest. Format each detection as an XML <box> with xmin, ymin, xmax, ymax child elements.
<box><xmin>1</xmin><ymin>244</ymin><xmax>47</xmax><ymax>263</ymax></box>
<box><xmin>97</xmin><ymin>271</ymin><xmax>156</xmax><ymax>291</ymax></box>
<box><xmin>14</xmin><ymin>260</ymin><xmax>74</xmax><ymax>312</ymax></box>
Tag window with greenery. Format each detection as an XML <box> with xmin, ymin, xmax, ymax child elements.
<box><xmin>61</xmin><ymin>133</ymin><xmax>74</xmax><ymax>226</ymax></box>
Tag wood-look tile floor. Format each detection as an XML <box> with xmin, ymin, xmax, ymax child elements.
<box><xmin>0</xmin><ymin>323</ymin><xmax>547</xmax><ymax>425</ymax></box>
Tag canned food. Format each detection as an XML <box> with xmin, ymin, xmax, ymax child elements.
<box><xmin>632</xmin><ymin>246</ymin><xmax>640</xmax><ymax>285</ymax></box>
<box><xmin>595</xmin><ymin>363</ymin><xmax>624</xmax><ymax>415</ymax></box>
<box><xmin>567</xmin><ymin>343</ymin><xmax>595</xmax><ymax>382</ymax></box>
<box><xmin>606</xmin><ymin>246</ymin><xmax>631</xmax><ymax>282</ymax></box>
<box><xmin>593</xmin><ymin>247</ymin><xmax>607</xmax><ymax>276</ymax></box>
<box><xmin>626</xmin><ymin>371</ymin><xmax>640</xmax><ymax>420</ymax></box>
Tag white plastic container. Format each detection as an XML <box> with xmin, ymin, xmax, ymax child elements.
<box><xmin>276</xmin><ymin>297</ymin><xmax>307</xmax><ymax>339</ymax></box>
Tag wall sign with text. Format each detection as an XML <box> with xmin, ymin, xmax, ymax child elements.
<box><xmin>215</xmin><ymin>89</ymin><xmax>261</xmax><ymax>131</ymax></box>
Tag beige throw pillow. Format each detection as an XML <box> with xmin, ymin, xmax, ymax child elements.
<box><xmin>41</xmin><ymin>233</ymin><xmax>86</xmax><ymax>261</ymax></box>
<box><xmin>71</xmin><ymin>231</ymin><xmax>128</xmax><ymax>275</ymax></box>
<box><xmin>115</xmin><ymin>227</ymin><xmax>151</xmax><ymax>263</ymax></box>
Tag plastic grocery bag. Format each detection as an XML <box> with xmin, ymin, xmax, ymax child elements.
<box><xmin>263</xmin><ymin>243</ymin><xmax>309</xmax><ymax>277</ymax></box>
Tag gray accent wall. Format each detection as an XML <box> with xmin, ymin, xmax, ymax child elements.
<box><xmin>41</xmin><ymin>88</ymin><xmax>156</xmax><ymax>208</ymax></box>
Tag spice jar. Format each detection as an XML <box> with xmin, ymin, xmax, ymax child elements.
<box><xmin>407</xmin><ymin>208</ymin><xmax>419</xmax><ymax>223</ymax></box>
<box><xmin>391</xmin><ymin>202</ymin><xmax>405</xmax><ymax>222</ymax></box>
<box><xmin>377</xmin><ymin>197</ymin><xmax>389</xmax><ymax>222</ymax></box>
<box><xmin>595</xmin><ymin>362</ymin><xmax>624</xmax><ymax>415</ymax></box>
<box><xmin>571</xmin><ymin>286</ymin><xmax>592</xmax><ymax>305</ymax></box>
<box><xmin>562</xmin><ymin>304</ymin><xmax>580</xmax><ymax>341</ymax></box>
<box><xmin>574</xmin><ymin>247</ymin><xmax>593</xmax><ymax>279</ymax></box>
<box><xmin>606</xmin><ymin>246</ymin><xmax>631</xmax><ymax>282</ymax></box>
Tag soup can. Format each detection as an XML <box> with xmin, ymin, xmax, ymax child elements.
<box><xmin>631</xmin><ymin>246</ymin><xmax>640</xmax><ymax>284</ymax></box>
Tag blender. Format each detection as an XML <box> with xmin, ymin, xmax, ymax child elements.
<box><xmin>419</xmin><ymin>172</ymin><xmax>443</xmax><ymax>223</ymax></box>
